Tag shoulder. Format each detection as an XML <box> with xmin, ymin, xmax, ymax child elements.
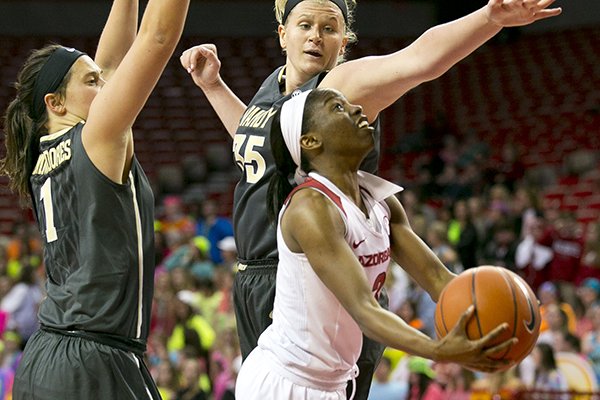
<box><xmin>283</xmin><ymin>188</ymin><xmax>345</xmax><ymax>235</ymax></box>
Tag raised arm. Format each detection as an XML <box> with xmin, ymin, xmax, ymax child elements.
<box><xmin>180</xmin><ymin>44</ymin><xmax>247</xmax><ymax>137</ymax></box>
<box><xmin>95</xmin><ymin>0</ymin><xmax>139</xmax><ymax>81</ymax></box>
<box><xmin>320</xmin><ymin>0</ymin><xmax>561</xmax><ymax>121</ymax></box>
<box><xmin>282</xmin><ymin>189</ymin><xmax>512</xmax><ymax>370</ymax></box>
<box><xmin>83</xmin><ymin>0</ymin><xmax>190</xmax><ymax>183</ymax></box>
<box><xmin>385</xmin><ymin>194</ymin><xmax>455</xmax><ymax>302</ymax></box>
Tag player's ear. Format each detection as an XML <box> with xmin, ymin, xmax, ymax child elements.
<box><xmin>300</xmin><ymin>134</ymin><xmax>321</xmax><ymax>151</ymax></box>
<box><xmin>339</xmin><ymin>36</ymin><xmax>348</xmax><ymax>56</ymax></box>
<box><xmin>45</xmin><ymin>93</ymin><xmax>67</xmax><ymax>116</ymax></box>
<box><xmin>278</xmin><ymin>24</ymin><xmax>287</xmax><ymax>51</ymax></box>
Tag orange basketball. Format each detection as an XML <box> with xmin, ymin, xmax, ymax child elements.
<box><xmin>434</xmin><ymin>265</ymin><xmax>540</xmax><ymax>370</ymax></box>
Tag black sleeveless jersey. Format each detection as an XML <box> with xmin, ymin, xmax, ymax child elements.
<box><xmin>232</xmin><ymin>67</ymin><xmax>381</xmax><ymax>262</ymax></box>
<box><xmin>29</xmin><ymin>123</ymin><xmax>156</xmax><ymax>340</ymax></box>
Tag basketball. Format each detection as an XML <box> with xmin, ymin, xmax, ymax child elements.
<box><xmin>434</xmin><ymin>265</ymin><xmax>541</xmax><ymax>370</ymax></box>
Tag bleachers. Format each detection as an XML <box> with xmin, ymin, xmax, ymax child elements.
<box><xmin>0</xmin><ymin>26</ymin><xmax>598</xmax><ymax>233</ymax></box>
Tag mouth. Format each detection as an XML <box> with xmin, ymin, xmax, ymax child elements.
<box><xmin>357</xmin><ymin>116</ymin><xmax>370</xmax><ymax>129</ymax></box>
<box><xmin>304</xmin><ymin>50</ymin><xmax>322</xmax><ymax>58</ymax></box>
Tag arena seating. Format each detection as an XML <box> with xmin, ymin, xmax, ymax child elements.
<box><xmin>0</xmin><ymin>26</ymin><xmax>598</xmax><ymax>234</ymax></box>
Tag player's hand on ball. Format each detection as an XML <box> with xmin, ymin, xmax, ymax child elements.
<box><xmin>436</xmin><ymin>305</ymin><xmax>517</xmax><ymax>371</ymax></box>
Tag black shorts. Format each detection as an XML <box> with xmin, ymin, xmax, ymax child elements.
<box><xmin>13</xmin><ymin>329</ymin><xmax>160</xmax><ymax>400</ymax></box>
<box><xmin>232</xmin><ymin>261</ymin><xmax>388</xmax><ymax>400</ymax></box>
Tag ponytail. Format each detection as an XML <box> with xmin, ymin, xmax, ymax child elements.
<box><xmin>267</xmin><ymin>90</ymin><xmax>324</xmax><ymax>223</ymax></box>
<box><xmin>267</xmin><ymin>111</ymin><xmax>297</xmax><ymax>223</ymax></box>
<box><xmin>1</xmin><ymin>45</ymin><xmax>62</xmax><ymax>203</ymax></box>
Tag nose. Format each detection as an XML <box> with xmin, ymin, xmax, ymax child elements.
<box><xmin>351</xmin><ymin>103</ymin><xmax>363</xmax><ymax>116</ymax></box>
<box><xmin>309</xmin><ymin>27</ymin><xmax>322</xmax><ymax>44</ymax></box>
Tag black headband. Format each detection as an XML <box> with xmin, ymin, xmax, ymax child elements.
<box><xmin>30</xmin><ymin>46</ymin><xmax>86</xmax><ymax>120</ymax></box>
<box><xmin>282</xmin><ymin>0</ymin><xmax>348</xmax><ymax>25</ymax></box>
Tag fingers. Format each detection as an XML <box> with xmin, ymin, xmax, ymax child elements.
<box><xmin>454</xmin><ymin>305</ymin><xmax>476</xmax><ymax>331</ymax></box>
<box><xmin>532</xmin><ymin>7</ymin><xmax>562</xmax><ymax>20</ymax></box>
<box><xmin>483</xmin><ymin>337</ymin><xmax>518</xmax><ymax>356</ymax></box>
<box><xmin>179</xmin><ymin>44</ymin><xmax>218</xmax><ymax>73</ymax></box>
<box><xmin>478</xmin><ymin>322</ymin><xmax>510</xmax><ymax>346</ymax></box>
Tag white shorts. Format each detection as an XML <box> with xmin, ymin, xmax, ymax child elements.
<box><xmin>235</xmin><ymin>347</ymin><xmax>346</xmax><ymax>400</ymax></box>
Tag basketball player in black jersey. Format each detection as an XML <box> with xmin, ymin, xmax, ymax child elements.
<box><xmin>1</xmin><ymin>0</ymin><xmax>190</xmax><ymax>398</ymax></box>
<box><xmin>180</xmin><ymin>0</ymin><xmax>561</xmax><ymax>398</ymax></box>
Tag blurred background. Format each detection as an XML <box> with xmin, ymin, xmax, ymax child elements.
<box><xmin>0</xmin><ymin>1</ymin><xmax>598</xmax><ymax>399</ymax></box>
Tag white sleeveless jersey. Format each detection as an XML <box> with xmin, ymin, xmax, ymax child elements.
<box><xmin>257</xmin><ymin>171</ymin><xmax>403</xmax><ymax>389</ymax></box>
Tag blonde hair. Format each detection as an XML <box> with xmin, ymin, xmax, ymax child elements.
<box><xmin>274</xmin><ymin>0</ymin><xmax>358</xmax><ymax>46</ymax></box>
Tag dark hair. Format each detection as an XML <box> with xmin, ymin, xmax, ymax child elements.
<box><xmin>1</xmin><ymin>44</ymin><xmax>71</xmax><ymax>202</ymax></box>
<box><xmin>563</xmin><ymin>331</ymin><xmax>581</xmax><ymax>353</ymax></box>
<box><xmin>266</xmin><ymin>90</ymin><xmax>324</xmax><ymax>223</ymax></box>
<box><xmin>536</xmin><ymin>342</ymin><xmax>558</xmax><ymax>372</ymax></box>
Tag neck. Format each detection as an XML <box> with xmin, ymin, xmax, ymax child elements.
<box><xmin>46</xmin><ymin>115</ymin><xmax>83</xmax><ymax>134</ymax></box>
<box><xmin>281</xmin><ymin>64</ymin><xmax>318</xmax><ymax>96</ymax></box>
<box><xmin>314</xmin><ymin>167</ymin><xmax>362</xmax><ymax>207</ymax></box>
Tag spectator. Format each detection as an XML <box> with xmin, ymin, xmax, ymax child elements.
<box><xmin>577</xmin><ymin>221</ymin><xmax>600</xmax><ymax>284</ymax></box>
<box><xmin>195</xmin><ymin>199</ymin><xmax>234</xmax><ymax>265</ymax></box>
<box><xmin>426</xmin><ymin>362</ymin><xmax>474</xmax><ymax>400</ymax></box>
<box><xmin>406</xmin><ymin>357</ymin><xmax>436</xmax><ymax>400</ymax></box>
<box><xmin>396</xmin><ymin>299</ymin><xmax>426</xmax><ymax>333</ymax></box>
<box><xmin>368</xmin><ymin>356</ymin><xmax>408</xmax><ymax>400</ymax></box>
<box><xmin>582</xmin><ymin>304</ymin><xmax>600</xmax><ymax>383</ymax></box>
<box><xmin>531</xmin><ymin>343</ymin><xmax>569</xmax><ymax>392</ymax></box>
<box><xmin>471</xmin><ymin>366</ymin><xmax>525</xmax><ymax>399</ymax></box>
<box><xmin>538</xmin><ymin>281</ymin><xmax>577</xmax><ymax>334</ymax></box>
<box><xmin>150</xmin><ymin>270</ymin><xmax>178</xmax><ymax>339</ymax></box>
<box><xmin>575</xmin><ymin>277</ymin><xmax>600</xmax><ymax>337</ymax></box>
<box><xmin>537</xmin><ymin>303</ymin><xmax>569</xmax><ymax>350</ymax></box>
<box><xmin>0</xmin><ymin>265</ymin><xmax>43</xmax><ymax>344</ymax></box>
<box><xmin>480</xmin><ymin>219</ymin><xmax>518</xmax><ymax>271</ymax></box>
<box><xmin>426</xmin><ymin>221</ymin><xmax>461</xmax><ymax>273</ymax></box>
<box><xmin>515</xmin><ymin>215</ymin><xmax>553</xmax><ymax>291</ymax></box>
<box><xmin>158</xmin><ymin>195</ymin><xmax>196</xmax><ymax>249</ymax></box>
<box><xmin>174</xmin><ymin>357</ymin><xmax>208</xmax><ymax>400</ymax></box>
<box><xmin>216</xmin><ymin>236</ymin><xmax>237</xmax><ymax>272</ymax></box>
<box><xmin>155</xmin><ymin>359</ymin><xmax>178</xmax><ymax>400</ymax></box>
<box><xmin>448</xmin><ymin>199</ymin><xmax>479</xmax><ymax>270</ymax></box>
<box><xmin>167</xmin><ymin>292</ymin><xmax>216</xmax><ymax>364</ymax></box>
<box><xmin>546</xmin><ymin>212</ymin><xmax>584</xmax><ymax>285</ymax></box>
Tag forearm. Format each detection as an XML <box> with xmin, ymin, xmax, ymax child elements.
<box><xmin>96</xmin><ymin>0</ymin><xmax>139</xmax><ymax>75</ymax></box>
<box><xmin>410</xmin><ymin>7</ymin><xmax>501</xmax><ymax>82</ymax></box>
<box><xmin>356</xmin><ymin>302</ymin><xmax>441</xmax><ymax>361</ymax></box>
<box><xmin>391</xmin><ymin>226</ymin><xmax>455</xmax><ymax>302</ymax></box>
<box><xmin>137</xmin><ymin>0</ymin><xmax>189</xmax><ymax>54</ymax></box>
<box><xmin>200</xmin><ymin>78</ymin><xmax>246</xmax><ymax>138</ymax></box>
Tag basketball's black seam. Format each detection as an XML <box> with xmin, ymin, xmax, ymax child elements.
<box><xmin>472</xmin><ymin>270</ymin><xmax>482</xmax><ymax>338</ymax></box>
<box><xmin>496</xmin><ymin>269</ymin><xmax>517</xmax><ymax>361</ymax></box>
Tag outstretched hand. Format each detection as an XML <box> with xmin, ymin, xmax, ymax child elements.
<box><xmin>486</xmin><ymin>0</ymin><xmax>562</xmax><ymax>27</ymax></box>
<box><xmin>180</xmin><ymin>44</ymin><xmax>222</xmax><ymax>89</ymax></box>
<box><xmin>436</xmin><ymin>306</ymin><xmax>517</xmax><ymax>372</ymax></box>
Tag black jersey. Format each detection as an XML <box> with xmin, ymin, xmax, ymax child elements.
<box><xmin>29</xmin><ymin>123</ymin><xmax>155</xmax><ymax>340</ymax></box>
<box><xmin>232</xmin><ymin>67</ymin><xmax>381</xmax><ymax>262</ymax></box>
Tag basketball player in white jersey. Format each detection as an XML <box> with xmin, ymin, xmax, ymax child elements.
<box><xmin>235</xmin><ymin>88</ymin><xmax>516</xmax><ymax>399</ymax></box>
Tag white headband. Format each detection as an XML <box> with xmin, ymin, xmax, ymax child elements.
<box><xmin>280</xmin><ymin>90</ymin><xmax>312</xmax><ymax>183</ymax></box>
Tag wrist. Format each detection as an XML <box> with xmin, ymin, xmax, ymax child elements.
<box><xmin>482</xmin><ymin>3</ymin><xmax>504</xmax><ymax>29</ymax></box>
<box><xmin>198</xmin><ymin>76</ymin><xmax>224</xmax><ymax>93</ymax></box>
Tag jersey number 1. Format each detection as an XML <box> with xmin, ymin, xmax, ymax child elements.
<box><xmin>40</xmin><ymin>178</ymin><xmax>58</xmax><ymax>243</ymax></box>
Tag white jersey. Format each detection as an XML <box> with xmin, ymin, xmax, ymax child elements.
<box><xmin>257</xmin><ymin>171</ymin><xmax>403</xmax><ymax>390</ymax></box>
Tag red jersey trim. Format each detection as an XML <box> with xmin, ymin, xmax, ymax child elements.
<box><xmin>284</xmin><ymin>178</ymin><xmax>347</xmax><ymax>217</ymax></box>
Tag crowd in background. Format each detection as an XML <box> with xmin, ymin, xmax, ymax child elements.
<box><xmin>0</xmin><ymin>123</ymin><xmax>598</xmax><ymax>399</ymax></box>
